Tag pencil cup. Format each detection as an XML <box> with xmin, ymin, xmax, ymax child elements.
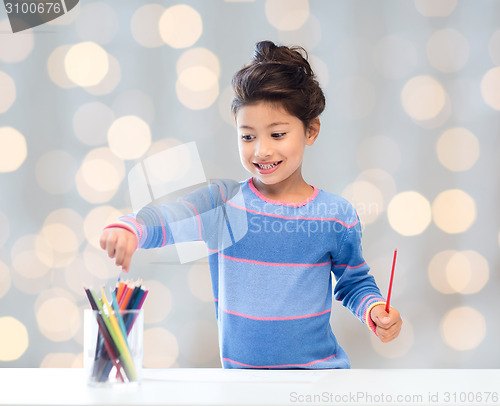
<box><xmin>84</xmin><ymin>309</ymin><xmax>144</xmax><ymax>386</ymax></box>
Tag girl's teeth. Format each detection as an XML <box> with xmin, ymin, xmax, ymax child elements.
<box><xmin>258</xmin><ymin>162</ymin><xmax>279</xmax><ymax>169</ymax></box>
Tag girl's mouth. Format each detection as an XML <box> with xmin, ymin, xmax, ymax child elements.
<box><xmin>253</xmin><ymin>161</ymin><xmax>282</xmax><ymax>174</ymax></box>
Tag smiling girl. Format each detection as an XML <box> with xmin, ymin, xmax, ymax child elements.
<box><xmin>100</xmin><ymin>40</ymin><xmax>402</xmax><ymax>369</ymax></box>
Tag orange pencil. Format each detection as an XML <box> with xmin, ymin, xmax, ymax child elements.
<box><xmin>116</xmin><ymin>280</ymin><xmax>126</xmax><ymax>303</ymax></box>
<box><xmin>119</xmin><ymin>285</ymin><xmax>134</xmax><ymax>310</ymax></box>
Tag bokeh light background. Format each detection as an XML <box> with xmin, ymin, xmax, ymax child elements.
<box><xmin>0</xmin><ymin>0</ymin><xmax>499</xmax><ymax>369</ymax></box>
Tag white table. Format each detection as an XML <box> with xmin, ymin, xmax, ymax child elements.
<box><xmin>0</xmin><ymin>368</ymin><xmax>498</xmax><ymax>405</ymax></box>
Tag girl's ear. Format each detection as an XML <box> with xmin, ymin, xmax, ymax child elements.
<box><xmin>306</xmin><ymin>117</ymin><xmax>320</xmax><ymax>146</ymax></box>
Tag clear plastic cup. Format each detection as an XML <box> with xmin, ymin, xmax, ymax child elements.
<box><xmin>83</xmin><ymin>309</ymin><xmax>143</xmax><ymax>386</ymax></box>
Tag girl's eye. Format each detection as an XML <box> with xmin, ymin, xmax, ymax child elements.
<box><xmin>271</xmin><ymin>132</ymin><xmax>286</xmax><ymax>138</ymax></box>
<box><xmin>241</xmin><ymin>134</ymin><xmax>255</xmax><ymax>141</ymax></box>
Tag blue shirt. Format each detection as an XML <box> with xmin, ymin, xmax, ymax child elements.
<box><xmin>117</xmin><ymin>178</ymin><xmax>386</xmax><ymax>369</ymax></box>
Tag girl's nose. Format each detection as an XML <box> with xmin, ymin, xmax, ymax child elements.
<box><xmin>255</xmin><ymin>138</ymin><xmax>272</xmax><ymax>158</ymax></box>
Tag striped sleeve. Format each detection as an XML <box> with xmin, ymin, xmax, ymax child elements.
<box><xmin>104</xmin><ymin>182</ymin><xmax>233</xmax><ymax>250</ymax></box>
<box><xmin>331</xmin><ymin>212</ymin><xmax>386</xmax><ymax>333</ymax></box>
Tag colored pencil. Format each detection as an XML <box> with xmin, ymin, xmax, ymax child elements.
<box><xmin>84</xmin><ymin>280</ymin><xmax>148</xmax><ymax>383</ymax></box>
<box><xmin>385</xmin><ymin>249</ymin><xmax>398</xmax><ymax>313</ymax></box>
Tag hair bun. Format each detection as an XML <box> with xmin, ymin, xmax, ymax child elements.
<box><xmin>253</xmin><ymin>40</ymin><xmax>277</xmax><ymax>63</ymax></box>
<box><xmin>252</xmin><ymin>40</ymin><xmax>312</xmax><ymax>77</ymax></box>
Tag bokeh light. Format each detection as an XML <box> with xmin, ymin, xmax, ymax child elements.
<box><xmin>429</xmin><ymin>250</ymin><xmax>489</xmax><ymax>295</ymax></box>
<box><xmin>84</xmin><ymin>206</ymin><xmax>124</xmax><ymax>249</ymax></box>
<box><xmin>370</xmin><ymin>318</ymin><xmax>414</xmax><ymax>358</ymax></box>
<box><xmin>188</xmin><ymin>264</ymin><xmax>213</xmax><ymax>302</ymax></box>
<box><xmin>441</xmin><ymin>307</ymin><xmax>486</xmax><ymax>351</ymax></box>
<box><xmin>0</xmin><ymin>71</ymin><xmax>16</xmax><ymax>113</ymax></box>
<box><xmin>142</xmin><ymin>280</ymin><xmax>172</xmax><ymax>324</ymax></box>
<box><xmin>265</xmin><ymin>0</ymin><xmax>309</xmax><ymax>31</ymax></box>
<box><xmin>84</xmin><ymin>54</ymin><xmax>121</xmax><ymax>96</ymax></box>
<box><xmin>401</xmin><ymin>75</ymin><xmax>446</xmax><ymax>121</ymax></box>
<box><xmin>40</xmin><ymin>209</ymin><xmax>84</xmax><ymax>266</ymax></box>
<box><xmin>436</xmin><ymin>127</ymin><xmax>480</xmax><ymax>172</ymax></box>
<box><xmin>0</xmin><ymin>127</ymin><xmax>27</xmax><ymax>173</ymax></box>
<box><xmin>75</xmin><ymin>2</ymin><xmax>118</xmax><ymax>45</ymax></box>
<box><xmin>432</xmin><ymin>189</ymin><xmax>476</xmax><ymax>234</ymax></box>
<box><xmin>12</xmin><ymin>235</ymin><xmax>51</xmax><ymax>279</ymax></box>
<box><xmin>143</xmin><ymin>328</ymin><xmax>179</xmax><ymax>368</ymax></box>
<box><xmin>426</xmin><ymin>29</ymin><xmax>469</xmax><ymax>72</ymax></box>
<box><xmin>0</xmin><ymin>19</ymin><xmax>34</xmax><ymax>62</ymax></box>
<box><xmin>387</xmin><ymin>191</ymin><xmax>432</xmax><ymax>236</ymax></box>
<box><xmin>76</xmin><ymin>147</ymin><xmax>125</xmax><ymax>204</ymax></box>
<box><xmin>40</xmin><ymin>353</ymin><xmax>81</xmax><ymax>368</ymax></box>
<box><xmin>35</xmin><ymin>150</ymin><xmax>78</xmax><ymax>195</ymax></box>
<box><xmin>159</xmin><ymin>5</ymin><xmax>202</xmax><ymax>49</ymax></box>
<box><xmin>413</xmin><ymin>0</ymin><xmax>457</xmax><ymax>17</ymax></box>
<box><xmin>0</xmin><ymin>317</ymin><xmax>29</xmax><ymax>361</ymax></box>
<box><xmin>35</xmin><ymin>291</ymin><xmax>81</xmax><ymax>342</ymax></box>
<box><xmin>428</xmin><ymin>250</ymin><xmax>458</xmax><ymax>295</ymax></box>
<box><xmin>480</xmin><ymin>67</ymin><xmax>500</xmax><ymax>111</ymax></box>
<box><xmin>11</xmin><ymin>235</ymin><xmax>52</xmax><ymax>295</ymax></box>
<box><xmin>47</xmin><ymin>45</ymin><xmax>77</xmax><ymax>89</ymax></box>
<box><xmin>64</xmin><ymin>41</ymin><xmax>110</xmax><ymax>87</ymax></box>
<box><xmin>373</xmin><ymin>35</ymin><xmax>418</xmax><ymax>79</ymax></box>
<box><xmin>73</xmin><ymin>102</ymin><xmax>115</xmax><ymax>146</ymax></box>
<box><xmin>356</xmin><ymin>169</ymin><xmax>397</xmax><ymax>208</ymax></box>
<box><xmin>341</xmin><ymin>180</ymin><xmax>384</xmax><ymax>225</ymax></box>
<box><xmin>176</xmin><ymin>48</ymin><xmax>221</xmax><ymax>110</ymax></box>
<box><xmin>131</xmin><ymin>4</ymin><xmax>165</xmax><ymax>48</ymax></box>
<box><xmin>446</xmin><ymin>250</ymin><xmax>489</xmax><ymax>294</ymax></box>
<box><xmin>107</xmin><ymin>115</ymin><xmax>152</xmax><ymax>160</ymax></box>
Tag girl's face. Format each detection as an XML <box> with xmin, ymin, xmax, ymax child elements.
<box><xmin>236</xmin><ymin>101</ymin><xmax>319</xmax><ymax>188</ymax></box>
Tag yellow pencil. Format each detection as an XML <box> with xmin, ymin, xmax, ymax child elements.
<box><xmin>101</xmin><ymin>289</ymin><xmax>137</xmax><ymax>381</ymax></box>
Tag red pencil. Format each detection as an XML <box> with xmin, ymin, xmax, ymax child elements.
<box><xmin>385</xmin><ymin>249</ymin><xmax>398</xmax><ymax>313</ymax></box>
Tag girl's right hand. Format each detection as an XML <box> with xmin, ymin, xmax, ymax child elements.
<box><xmin>99</xmin><ymin>227</ymin><xmax>138</xmax><ymax>272</ymax></box>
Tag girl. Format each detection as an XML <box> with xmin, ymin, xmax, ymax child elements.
<box><xmin>100</xmin><ymin>40</ymin><xmax>402</xmax><ymax>369</ymax></box>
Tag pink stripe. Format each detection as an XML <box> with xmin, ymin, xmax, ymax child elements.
<box><xmin>217</xmin><ymin>181</ymin><xmax>358</xmax><ymax>228</ymax></box>
<box><xmin>332</xmin><ymin>261</ymin><xmax>367</xmax><ymax>269</ymax></box>
<box><xmin>181</xmin><ymin>200</ymin><xmax>202</xmax><ymax>240</ymax></box>
<box><xmin>221</xmin><ymin>307</ymin><xmax>330</xmax><ymax>321</ymax></box>
<box><xmin>355</xmin><ymin>295</ymin><xmax>373</xmax><ymax>316</ymax></box>
<box><xmin>219</xmin><ymin>252</ymin><xmax>330</xmax><ymax>268</ymax></box>
<box><xmin>158</xmin><ymin>211</ymin><xmax>166</xmax><ymax>247</ymax></box>
<box><xmin>248</xmin><ymin>177</ymin><xmax>319</xmax><ymax>207</ymax></box>
<box><xmin>363</xmin><ymin>299</ymin><xmax>384</xmax><ymax>321</ymax></box>
<box><xmin>223</xmin><ymin>353</ymin><xmax>337</xmax><ymax>369</ymax></box>
<box><xmin>356</xmin><ymin>295</ymin><xmax>380</xmax><ymax>317</ymax></box>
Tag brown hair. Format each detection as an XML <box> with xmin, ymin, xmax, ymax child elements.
<box><xmin>231</xmin><ymin>40</ymin><xmax>325</xmax><ymax>128</ymax></box>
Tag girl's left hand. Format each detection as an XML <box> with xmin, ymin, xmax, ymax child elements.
<box><xmin>370</xmin><ymin>305</ymin><xmax>402</xmax><ymax>343</ymax></box>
